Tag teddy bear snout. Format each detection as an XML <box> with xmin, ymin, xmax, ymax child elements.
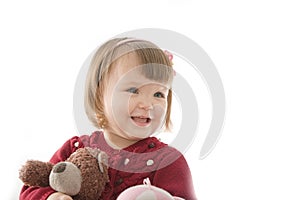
<box><xmin>52</xmin><ymin>163</ymin><xmax>67</xmax><ymax>173</ymax></box>
<box><xmin>50</xmin><ymin>162</ymin><xmax>82</xmax><ymax>196</ymax></box>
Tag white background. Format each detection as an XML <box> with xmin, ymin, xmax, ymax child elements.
<box><xmin>1</xmin><ymin>0</ymin><xmax>300</xmax><ymax>199</ymax></box>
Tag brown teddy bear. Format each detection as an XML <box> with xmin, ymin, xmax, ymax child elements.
<box><xmin>19</xmin><ymin>147</ymin><xmax>109</xmax><ymax>200</ymax></box>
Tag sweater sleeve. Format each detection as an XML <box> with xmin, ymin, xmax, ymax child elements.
<box><xmin>152</xmin><ymin>148</ymin><xmax>198</xmax><ymax>200</ymax></box>
<box><xmin>19</xmin><ymin>136</ymin><xmax>84</xmax><ymax>200</ymax></box>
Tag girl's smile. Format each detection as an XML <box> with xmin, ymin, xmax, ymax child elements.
<box><xmin>130</xmin><ymin>116</ymin><xmax>152</xmax><ymax>127</ymax></box>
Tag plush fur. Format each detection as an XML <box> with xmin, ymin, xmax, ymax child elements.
<box><xmin>19</xmin><ymin>147</ymin><xmax>109</xmax><ymax>200</ymax></box>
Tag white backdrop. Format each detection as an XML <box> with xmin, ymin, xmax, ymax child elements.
<box><xmin>1</xmin><ymin>0</ymin><xmax>300</xmax><ymax>199</ymax></box>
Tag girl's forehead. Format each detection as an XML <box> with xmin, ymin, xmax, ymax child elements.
<box><xmin>115</xmin><ymin>66</ymin><xmax>170</xmax><ymax>88</ymax></box>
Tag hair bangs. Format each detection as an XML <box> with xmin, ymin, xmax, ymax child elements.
<box><xmin>136</xmin><ymin>47</ymin><xmax>173</xmax><ymax>85</ymax></box>
<box><xmin>109</xmin><ymin>40</ymin><xmax>174</xmax><ymax>85</ymax></box>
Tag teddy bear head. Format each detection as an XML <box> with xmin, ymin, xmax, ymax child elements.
<box><xmin>19</xmin><ymin>147</ymin><xmax>109</xmax><ymax>200</ymax></box>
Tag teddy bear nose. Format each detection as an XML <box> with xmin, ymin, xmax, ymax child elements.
<box><xmin>53</xmin><ymin>163</ymin><xmax>67</xmax><ymax>173</ymax></box>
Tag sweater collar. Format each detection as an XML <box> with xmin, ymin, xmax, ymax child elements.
<box><xmin>91</xmin><ymin>130</ymin><xmax>164</xmax><ymax>155</ymax></box>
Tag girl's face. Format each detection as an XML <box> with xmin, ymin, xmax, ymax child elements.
<box><xmin>103</xmin><ymin>53</ymin><xmax>170</xmax><ymax>143</ymax></box>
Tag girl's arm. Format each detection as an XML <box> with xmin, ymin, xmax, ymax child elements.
<box><xmin>152</xmin><ymin>148</ymin><xmax>197</xmax><ymax>200</ymax></box>
<box><xmin>19</xmin><ymin>136</ymin><xmax>84</xmax><ymax>200</ymax></box>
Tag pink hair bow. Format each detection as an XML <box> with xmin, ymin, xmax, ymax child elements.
<box><xmin>164</xmin><ymin>50</ymin><xmax>176</xmax><ymax>76</ymax></box>
<box><xmin>164</xmin><ymin>50</ymin><xmax>173</xmax><ymax>63</ymax></box>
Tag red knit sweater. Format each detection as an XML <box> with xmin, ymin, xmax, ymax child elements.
<box><xmin>20</xmin><ymin>131</ymin><xmax>197</xmax><ymax>199</ymax></box>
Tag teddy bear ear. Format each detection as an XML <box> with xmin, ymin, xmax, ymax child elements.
<box><xmin>97</xmin><ymin>152</ymin><xmax>108</xmax><ymax>173</ymax></box>
<box><xmin>19</xmin><ymin>160</ymin><xmax>54</xmax><ymax>187</ymax></box>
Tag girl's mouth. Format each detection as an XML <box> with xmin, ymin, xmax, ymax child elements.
<box><xmin>131</xmin><ymin>116</ymin><xmax>151</xmax><ymax>127</ymax></box>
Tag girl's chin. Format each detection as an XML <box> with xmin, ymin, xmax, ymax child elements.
<box><xmin>122</xmin><ymin>131</ymin><xmax>154</xmax><ymax>141</ymax></box>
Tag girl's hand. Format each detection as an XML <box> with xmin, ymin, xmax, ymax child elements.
<box><xmin>47</xmin><ymin>192</ymin><xmax>73</xmax><ymax>200</ymax></box>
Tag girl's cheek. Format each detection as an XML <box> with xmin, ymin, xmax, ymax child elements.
<box><xmin>112</xmin><ymin>93</ymin><xmax>132</xmax><ymax>114</ymax></box>
<box><xmin>153</xmin><ymin>104</ymin><xmax>167</xmax><ymax>118</ymax></box>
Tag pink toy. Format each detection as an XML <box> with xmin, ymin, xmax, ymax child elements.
<box><xmin>117</xmin><ymin>178</ymin><xmax>185</xmax><ymax>200</ymax></box>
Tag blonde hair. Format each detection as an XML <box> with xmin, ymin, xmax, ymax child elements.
<box><xmin>85</xmin><ymin>37</ymin><xmax>174</xmax><ymax>131</ymax></box>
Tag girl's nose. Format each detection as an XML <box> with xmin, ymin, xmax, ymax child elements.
<box><xmin>137</xmin><ymin>97</ymin><xmax>153</xmax><ymax>110</ymax></box>
<box><xmin>138</xmin><ymin>101</ymin><xmax>153</xmax><ymax>110</ymax></box>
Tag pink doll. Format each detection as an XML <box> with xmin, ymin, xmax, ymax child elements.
<box><xmin>117</xmin><ymin>178</ymin><xmax>185</xmax><ymax>200</ymax></box>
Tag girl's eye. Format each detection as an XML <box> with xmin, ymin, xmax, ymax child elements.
<box><xmin>154</xmin><ymin>92</ymin><xmax>165</xmax><ymax>98</ymax></box>
<box><xmin>126</xmin><ymin>87</ymin><xmax>139</xmax><ymax>94</ymax></box>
